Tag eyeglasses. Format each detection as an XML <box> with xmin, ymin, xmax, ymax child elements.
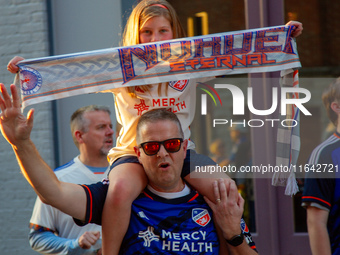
<box><xmin>139</xmin><ymin>138</ymin><xmax>183</xmax><ymax>156</ymax></box>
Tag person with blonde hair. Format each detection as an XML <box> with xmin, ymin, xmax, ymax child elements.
<box><xmin>7</xmin><ymin>1</ymin><xmax>303</xmax><ymax>253</ymax></box>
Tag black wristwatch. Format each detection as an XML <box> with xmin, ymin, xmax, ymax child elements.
<box><xmin>226</xmin><ymin>232</ymin><xmax>244</xmax><ymax>247</ymax></box>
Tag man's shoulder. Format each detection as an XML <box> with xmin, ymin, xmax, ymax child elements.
<box><xmin>53</xmin><ymin>157</ymin><xmax>81</xmax><ymax>179</ymax></box>
<box><xmin>308</xmin><ymin>134</ymin><xmax>340</xmax><ymax>164</ymax></box>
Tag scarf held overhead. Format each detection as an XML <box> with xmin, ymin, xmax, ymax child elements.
<box><xmin>15</xmin><ymin>25</ymin><xmax>300</xmax><ymax>108</ymax></box>
<box><xmin>14</xmin><ymin>25</ymin><xmax>301</xmax><ymax>194</ymax></box>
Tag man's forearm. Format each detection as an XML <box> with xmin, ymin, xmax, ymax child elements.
<box><xmin>0</xmin><ymin>83</ymin><xmax>86</xmax><ymax>221</ymax></box>
<box><xmin>308</xmin><ymin>221</ymin><xmax>331</xmax><ymax>255</ymax></box>
<box><xmin>13</xmin><ymin>139</ymin><xmax>87</xmax><ymax>220</ymax></box>
<box><xmin>29</xmin><ymin>229</ymin><xmax>78</xmax><ymax>254</ymax></box>
<box><xmin>13</xmin><ymin>139</ymin><xmax>61</xmax><ymax>202</ymax></box>
<box><xmin>306</xmin><ymin>207</ymin><xmax>331</xmax><ymax>255</ymax></box>
<box><xmin>29</xmin><ymin>230</ymin><xmax>99</xmax><ymax>255</ymax></box>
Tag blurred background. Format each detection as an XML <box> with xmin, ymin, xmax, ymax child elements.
<box><xmin>0</xmin><ymin>0</ymin><xmax>339</xmax><ymax>254</ymax></box>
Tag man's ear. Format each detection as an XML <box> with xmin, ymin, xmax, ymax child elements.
<box><xmin>134</xmin><ymin>146</ymin><xmax>140</xmax><ymax>156</ymax></box>
<box><xmin>182</xmin><ymin>139</ymin><xmax>188</xmax><ymax>156</ymax></box>
<box><xmin>134</xmin><ymin>146</ymin><xmax>142</xmax><ymax>163</ymax></box>
<box><xmin>331</xmin><ymin>101</ymin><xmax>340</xmax><ymax>114</ymax></box>
<box><xmin>74</xmin><ymin>130</ymin><xmax>84</xmax><ymax>144</ymax></box>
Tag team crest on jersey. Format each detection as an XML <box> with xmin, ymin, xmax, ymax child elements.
<box><xmin>240</xmin><ymin>218</ymin><xmax>249</xmax><ymax>233</ymax></box>
<box><xmin>169</xmin><ymin>80</ymin><xmax>188</xmax><ymax>92</ymax></box>
<box><xmin>192</xmin><ymin>208</ymin><xmax>211</xmax><ymax>227</ymax></box>
<box><xmin>19</xmin><ymin>66</ymin><xmax>43</xmax><ymax>95</ymax></box>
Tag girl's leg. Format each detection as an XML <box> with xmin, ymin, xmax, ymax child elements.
<box><xmin>102</xmin><ymin>163</ymin><xmax>147</xmax><ymax>255</ymax></box>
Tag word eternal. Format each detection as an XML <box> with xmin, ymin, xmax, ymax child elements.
<box><xmin>119</xmin><ymin>27</ymin><xmax>296</xmax><ymax>83</ymax></box>
<box><xmin>169</xmin><ymin>53</ymin><xmax>274</xmax><ymax>72</ymax></box>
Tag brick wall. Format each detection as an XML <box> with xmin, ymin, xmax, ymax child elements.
<box><xmin>0</xmin><ymin>1</ymin><xmax>54</xmax><ymax>254</ymax></box>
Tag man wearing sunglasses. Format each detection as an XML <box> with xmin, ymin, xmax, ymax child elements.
<box><xmin>0</xmin><ymin>84</ymin><xmax>257</xmax><ymax>254</ymax></box>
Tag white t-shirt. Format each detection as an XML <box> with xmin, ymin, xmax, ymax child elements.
<box><xmin>30</xmin><ymin>156</ymin><xmax>110</xmax><ymax>240</ymax></box>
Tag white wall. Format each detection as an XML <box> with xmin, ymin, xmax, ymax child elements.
<box><xmin>0</xmin><ymin>1</ymin><xmax>53</xmax><ymax>254</ymax></box>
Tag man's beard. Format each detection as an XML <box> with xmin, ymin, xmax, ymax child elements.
<box><xmin>100</xmin><ymin>145</ymin><xmax>112</xmax><ymax>156</ymax></box>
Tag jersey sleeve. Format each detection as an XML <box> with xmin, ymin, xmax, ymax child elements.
<box><xmin>28</xmin><ymin>229</ymin><xmax>84</xmax><ymax>255</ymax></box>
<box><xmin>302</xmin><ymin>137</ymin><xmax>337</xmax><ymax>210</ymax></box>
<box><xmin>30</xmin><ymin>196</ymin><xmax>58</xmax><ymax>232</ymax></box>
<box><xmin>302</xmin><ymin>178</ymin><xmax>334</xmax><ymax>210</ymax></box>
<box><xmin>73</xmin><ymin>180</ymin><xmax>109</xmax><ymax>226</ymax></box>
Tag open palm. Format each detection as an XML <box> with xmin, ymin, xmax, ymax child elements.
<box><xmin>0</xmin><ymin>84</ymin><xmax>34</xmax><ymax>146</ymax></box>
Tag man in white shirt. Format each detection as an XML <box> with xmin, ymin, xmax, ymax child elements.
<box><xmin>28</xmin><ymin>105</ymin><xmax>114</xmax><ymax>255</ymax></box>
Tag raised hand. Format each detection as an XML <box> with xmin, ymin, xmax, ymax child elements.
<box><xmin>0</xmin><ymin>84</ymin><xmax>87</xmax><ymax>223</ymax></box>
<box><xmin>0</xmin><ymin>83</ymin><xmax>34</xmax><ymax>147</ymax></box>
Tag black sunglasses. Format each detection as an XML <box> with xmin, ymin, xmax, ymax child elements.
<box><xmin>139</xmin><ymin>138</ymin><xmax>183</xmax><ymax>156</ymax></box>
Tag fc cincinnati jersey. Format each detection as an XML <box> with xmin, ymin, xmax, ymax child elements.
<box><xmin>75</xmin><ymin>181</ymin><xmax>257</xmax><ymax>254</ymax></box>
<box><xmin>302</xmin><ymin>132</ymin><xmax>340</xmax><ymax>254</ymax></box>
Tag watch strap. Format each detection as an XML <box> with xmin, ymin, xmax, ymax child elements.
<box><xmin>226</xmin><ymin>231</ymin><xmax>244</xmax><ymax>247</ymax></box>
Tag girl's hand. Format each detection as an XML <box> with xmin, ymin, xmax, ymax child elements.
<box><xmin>286</xmin><ymin>21</ymin><xmax>303</xmax><ymax>38</ymax></box>
<box><xmin>7</xmin><ymin>56</ymin><xmax>25</xmax><ymax>74</ymax></box>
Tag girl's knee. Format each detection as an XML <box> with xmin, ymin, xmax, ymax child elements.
<box><xmin>107</xmin><ymin>177</ymin><xmax>142</xmax><ymax>205</ymax></box>
<box><xmin>106</xmin><ymin>163</ymin><xmax>147</xmax><ymax>205</ymax></box>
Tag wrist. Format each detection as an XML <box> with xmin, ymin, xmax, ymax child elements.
<box><xmin>67</xmin><ymin>238</ymin><xmax>81</xmax><ymax>251</ymax></box>
<box><xmin>223</xmin><ymin>226</ymin><xmax>243</xmax><ymax>240</ymax></box>
<box><xmin>12</xmin><ymin>138</ymin><xmax>34</xmax><ymax>151</ymax></box>
<box><xmin>225</xmin><ymin>231</ymin><xmax>244</xmax><ymax>247</ymax></box>
<box><xmin>74</xmin><ymin>238</ymin><xmax>81</xmax><ymax>248</ymax></box>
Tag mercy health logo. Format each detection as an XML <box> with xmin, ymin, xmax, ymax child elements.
<box><xmin>198</xmin><ymin>82</ymin><xmax>312</xmax><ymax>128</ymax></box>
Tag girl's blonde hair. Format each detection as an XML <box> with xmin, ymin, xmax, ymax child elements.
<box><xmin>122</xmin><ymin>0</ymin><xmax>186</xmax><ymax>96</ymax></box>
<box><xmin>122</xmin><ymin>0</ymin><xmax>185</xmax><ymax>46</ymax></box>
